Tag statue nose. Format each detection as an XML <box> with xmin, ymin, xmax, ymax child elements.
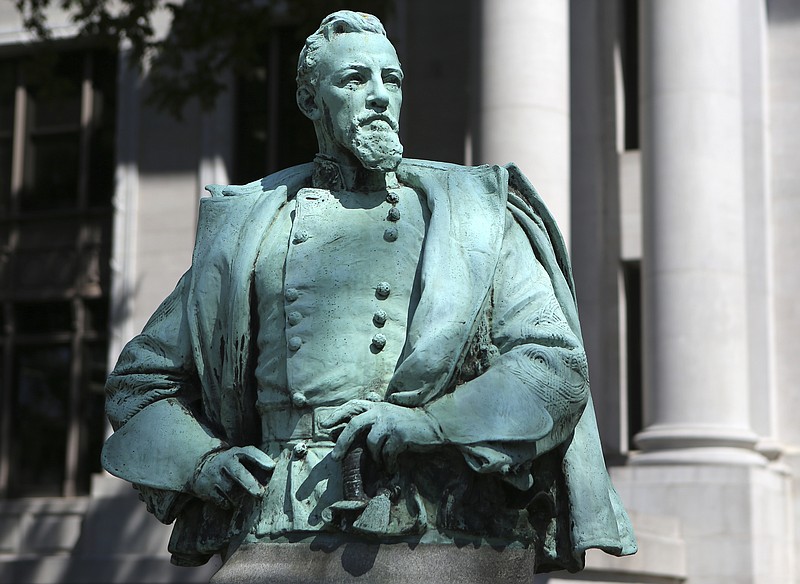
<box><xmin>368</xmin><ymin>80</ymin><xmax>390</xmax><ymax>109</ymax></box>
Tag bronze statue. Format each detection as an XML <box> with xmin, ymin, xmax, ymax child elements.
<box><xmin>102</xmin><ymin>10</ymin><xmax>636</xmax><ymax>575</ymax></box>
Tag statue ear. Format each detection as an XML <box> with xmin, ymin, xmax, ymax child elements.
<box><xmin>297</xmin><ymin>86</ymin><xmax>321</xmax><ymax>121</ymax></box>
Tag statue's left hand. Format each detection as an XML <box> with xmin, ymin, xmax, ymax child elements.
<box><xmin>321</xmin><ymin>401</ymin><xmax>445</xmax><ymax>471</ymax></box>
<box><xmin>190</xmin><ymin>446</ymin><xmax>275</xmax><ymax>509</ymax></box>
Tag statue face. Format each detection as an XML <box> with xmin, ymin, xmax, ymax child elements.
<box><xmin>313</xmin><ymin>32</ymin><xmax>404</xmax><ymax>171</ymax></box>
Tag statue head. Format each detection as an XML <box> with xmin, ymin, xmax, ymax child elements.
<box><xmin>296</xmin><ymin>11</ymin><xmax>403</xmax><ymax>173</ymax></box>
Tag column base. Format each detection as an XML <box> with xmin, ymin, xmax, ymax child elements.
<box><xmin>609</xmin><ymin>462</ymin><xmax>793</xmax><ymax>583</ymax></box>
<box><xmin>754</xmin><ymin>437</ymin><xmax>784</xmax><ymax>461</ymax></box>
<box><xmin>211</xmin><ymin>542</ymin><xmax>538</xmax><ymax>584</ymax></box>
<box><xmin>631</xmin><ymin>425</ymin><xmax>766</xmax><ymax>466</ymax></box>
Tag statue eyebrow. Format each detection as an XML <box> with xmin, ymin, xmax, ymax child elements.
<box><xmin>337</xmin><ymin>63</ymin><xmax>370</xmax><ymax>72</ymax></box>
<box><xmin>335</xmin><ymin>63</ymin><xmax>403</xmax><ymax>75</ymax></box>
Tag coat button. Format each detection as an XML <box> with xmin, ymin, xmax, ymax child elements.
<box><xmin>292</xmin><ymin>230</ymin><xmax>309</xmax><ymax>244</ymax></box>
<box><xmin>371</xmin><ymin>333</ymin><xmax>387</xmax><ymax>351</ymax></box>
<box><xmin>285</xmin><ymin>287</ymin><xmax>299</xmax><ymax>302</ymax></box>
<box><xmin>287</xmin><ymin>311</ymin><xmax>302</xmax><ymax>326</ymax></box>
<box><xmin>386</xmin><ymin>192</ymin><xmax>400</xmax><ymax>204</ymax></box>
<box><xmin>383</xmin><ymin>226</ymin><xmax>398</xmax><ymax>242</ymax></box>
<box><xmin>293</xmin><ymin>441</ymin><xmax>308</xmax><ymax>459</ymax></box>
<box><xmin>387</xmin><ymin>207</ymin><xmax>401</xmax><ymax>221</ymax></box>
<box><xmin>375</xmin><ymin>282</ymin><xmax>391</xmax><ymax>299</ymax></box>
<box><xmin>288</xmin><ymin>336</ymin><xmax>303</xmax><ymax>351</ymax></box>
<box><xmin>291</xmin><ymin>392</ymin><xmax>308</xmax><ymax>408</ymax></box>
<box><xmin>373</xmin><ymin>309</ymin><xmax>387</xmax><ymax>327</ymax></box>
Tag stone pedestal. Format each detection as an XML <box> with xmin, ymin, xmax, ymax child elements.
<box><xmin>610</xmin><ymin>463</ymin><xmax>792</xmax><ymax>584</ymax></box>
<box><xmin>210</xmin><ymin>542</ymin><xmax>538</xmax><ymax>584</ymax></box>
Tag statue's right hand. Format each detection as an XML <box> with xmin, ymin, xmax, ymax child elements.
<box><xmin>189</xmin><ymin>446</ymin><xmax>275</xmax><ymax>509</ymax></box>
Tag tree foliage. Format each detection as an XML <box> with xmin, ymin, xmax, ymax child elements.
<box><xmin>15</xmin><ymin>0</ymin><xmax>393</xmax><ymax>117</ymax></box>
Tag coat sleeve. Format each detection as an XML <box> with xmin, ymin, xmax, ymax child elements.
<box><xmin>424</xmin><ymin>210</ymin><xmax>590</xmax><ymax>487</ymax></box>
<box><xmin>102</xmin><ymin>271</ymin><xmax>227</xmax><ymax>523</ymax></box>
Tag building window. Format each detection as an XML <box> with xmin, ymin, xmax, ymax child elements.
<box><xmin>0</xmin><ymin>47</ymin><xmax>116</xmax><ymax>498</ymax></box>
<box><xmin>233</xmin><ymin>28</ymin><xmax>318</xmax><ymax>184</ymax></box>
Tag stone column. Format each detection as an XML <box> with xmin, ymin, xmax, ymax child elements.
<box><xmin>477</xmin><ymin>0</ymin><xmax>571</xmax><ymax>242</ymax></box>
<box><xmin>569</xmin><ymin>1</ymin><xmax>626</xmax><ymax>454</ymax></box>
<box><xmin>634</xmin><ymin>0</ymin><xmax>763</xmax><ymax>465</ymax></box>
<box><xmin>769</xmin><ymin>0</ymin><xmax>800</xmax><ymax>453</ymax></box>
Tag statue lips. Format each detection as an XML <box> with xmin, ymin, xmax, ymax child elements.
<box><xmin>359</xmin><ymin>114</ymin><xmax>398</xmax><ymax>132</ymax></box>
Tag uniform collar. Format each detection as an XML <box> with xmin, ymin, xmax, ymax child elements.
<box><xmin>312</xmin><ymin>155</ymin><xmax>400</xmax><ymax>192</ymax></box>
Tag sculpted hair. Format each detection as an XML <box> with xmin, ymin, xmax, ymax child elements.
<box><xmin>296</xmin><ymin>11</ymin><xmax>387</xmax><ymax>90</ymax></box>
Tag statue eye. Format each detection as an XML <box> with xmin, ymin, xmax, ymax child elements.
<box><xmin>383</xmin><ymin>74</ymin><xmax>402</xmax><ymax>89</ymax></box>
<box><xmin>341</xmin><ymin>72</ymin><xmax>365</xmax><ymax>86</ymax></box>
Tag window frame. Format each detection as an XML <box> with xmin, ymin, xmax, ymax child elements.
<box><xmin>0</xmin><ymin>46</ymin><xmax>115</xmax><ymax>498</ymax></box>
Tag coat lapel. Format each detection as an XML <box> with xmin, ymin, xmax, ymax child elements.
<box><xmin>388</xmin><ymin>160</ymin><xmax>508</xmax><ymax>405</ymax></box>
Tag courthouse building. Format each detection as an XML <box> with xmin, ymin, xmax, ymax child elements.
<box><xmin>0</xmin><ymin>1</ymin><xmax>798</xmax><ymax>582</ymax></box>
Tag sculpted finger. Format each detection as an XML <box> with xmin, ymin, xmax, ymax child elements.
<box><xmin>317</xmin><ymin>404</ymin><xmax>355</xmax><ymax>429</ymax></box>
<box><xmin>331</xmin><ymin>412</ymin><xmax>374</xmax><ymax>461</ymax></box>
<box><xmin>209</xmin><ymin>471</ymin><xmax>236</xmax><ymax>508</ymax></box>
<box><xmin>382</xmin><ymin>433</ymin><xmax>407</xmax><ymax>472</ymax></box>
<box><xmin>319</xmin><ymin>400</ymin><xmax>374</xmax><ymax>429</ymax></box>
<box><xmin>194</xmin><ymin>476</ymin><xmax>232</xmax><ymax>508</ymax></box>
<box><xmin>366</xmin><ymin>424</ymin><xmax>391</xmax><ymax>464</ymax></box>
<box><xmin>224</xmin><ymin>462</ymin><xmax>265</xmax><ymax>498</ymax></box>
<box><xmin>212</xmin><ymin>485</ymin><xmax>234</xmax><ymax>509</ymax></box>
<box><xmin>317</xmin><ymin>407</ymin><xmax>347</xmax><ymax>430</ymax></box>
<box><xmin>238</xmin><ymin>446</ymin><xmax>276</xmax><ymax>472</ymax></box>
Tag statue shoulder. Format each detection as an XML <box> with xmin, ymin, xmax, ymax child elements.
<box><xmin>399</xmin><ymin>158</ymin><xmax>466</xmax><ymax>173</ymax></box>
<box><xmin>398</xmin><ymin>158</ymin><xmax>510</xmax><ymax>196</ymax></box>
<box><xmin>193</xmin><ymin>163</ymin><xmax>313</xmax><ymax>250</ymax></box>
<box><xmin>203</xmin><ymin>162</ymin><xmax>315</xmax><ymax>199</ymax></box>
<box><xmin>400</xmin><ymin>158</ymin><xmax>507</xmax><ymax>178</ymax></box>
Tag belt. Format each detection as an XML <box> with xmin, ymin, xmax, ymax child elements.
<box><xmin>260</xmin><ymin>405</ymin><xmax>341</xmax><ymax>443</ymax></box>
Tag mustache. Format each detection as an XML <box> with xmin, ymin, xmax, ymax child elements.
<box><xmin>358</xmin><ymin>114</ymin><xmax>398</xmax><ymax>132</ymax></box>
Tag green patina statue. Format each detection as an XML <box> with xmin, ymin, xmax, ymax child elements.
<box><xmin>102</xmin><ymin>10</ymin><xmax>636</xmax><ymax>574</ymax></box>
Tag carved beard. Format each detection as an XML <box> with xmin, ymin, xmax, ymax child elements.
<box><xmin>347</xmin><ymin>120</ymin><xmax>403</xmax><ymax>172</ymax></box>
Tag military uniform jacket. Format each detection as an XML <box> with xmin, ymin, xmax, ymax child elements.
<box><xmin>103</xmin><ymin>159</ymin><xmax>636</xmax><ymax>571</ymax></box>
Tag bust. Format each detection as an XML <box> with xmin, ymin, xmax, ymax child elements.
<box><xmin>102</xmin><ymin>10</ymin><xmax>636</xmax><ymax>577</ymax></box>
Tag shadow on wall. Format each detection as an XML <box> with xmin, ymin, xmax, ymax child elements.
<box><xmin>0</xmin><ymin>480</ymin><xmax>220</xmax><ymax>584</ymax></box>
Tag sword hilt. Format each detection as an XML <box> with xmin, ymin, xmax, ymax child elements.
<box><xmin>342</xmin><ymin>441</ymin><xmax>369</xmax><ymax>502</ymax></box>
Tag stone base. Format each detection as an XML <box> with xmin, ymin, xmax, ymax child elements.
<box><xmin>609</xmin><ymin>463</ymin><xmax>793</xmax><ymax>584</ymax></box>
<box><xmin>210</xmin><ymin>542</ymin><xmax>538</xmax><ymax>584</ymax></box>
